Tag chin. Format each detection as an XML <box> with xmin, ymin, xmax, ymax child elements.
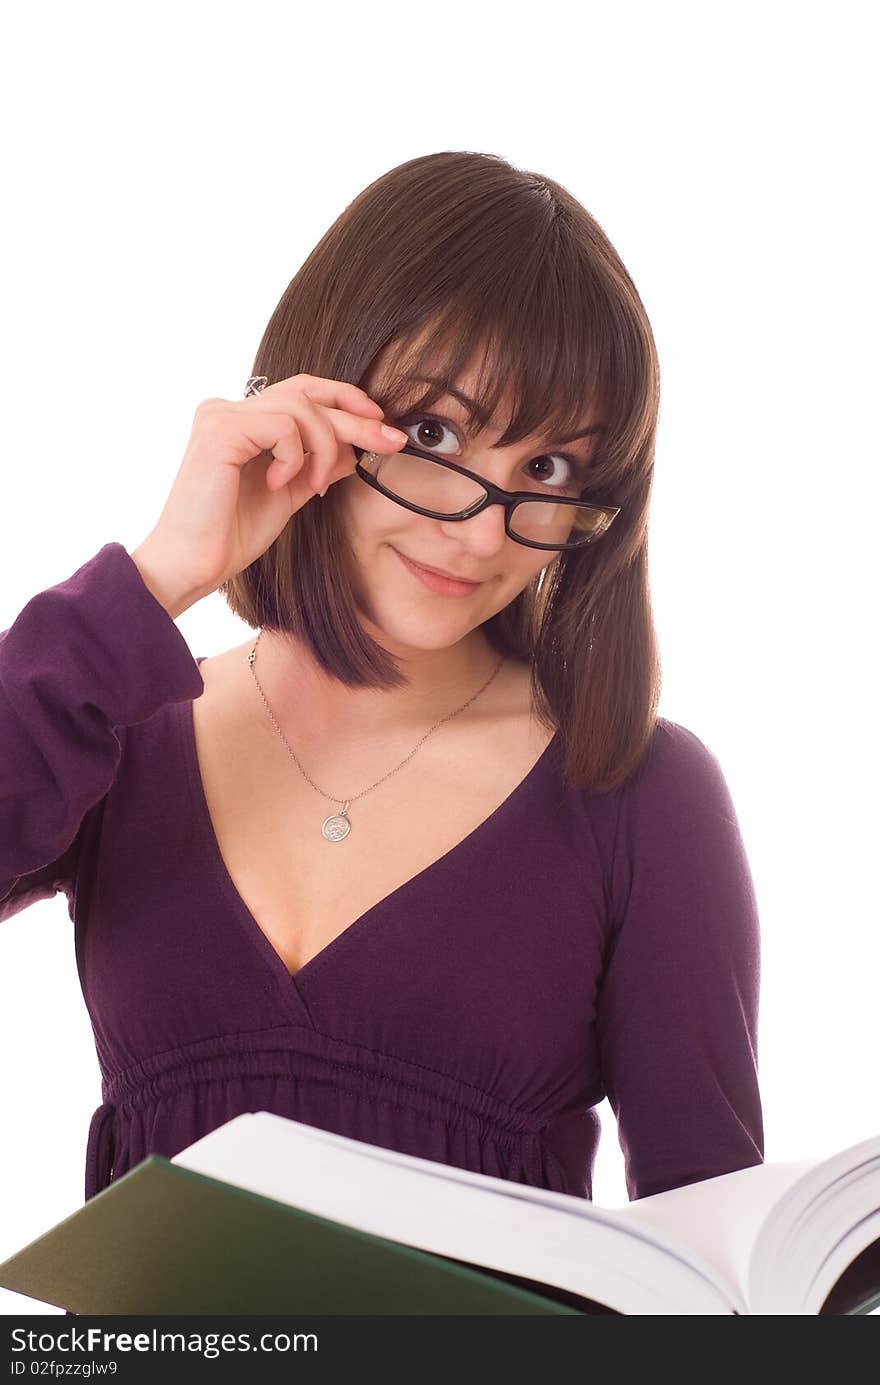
<box><xmin>366</xmin><ymin>608</ymin><xmax>475</xmax><ymax>655</ymax></box>
<box><xmin>350</xmin><ymin>582</ymin><xmax>482</xmax><ymax>654</ymax></box>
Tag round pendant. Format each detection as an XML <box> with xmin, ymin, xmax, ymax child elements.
<box><xmin>321</xmin><ymin>812</ymin><xmax>351</xmax><ymax>842</ymax></box>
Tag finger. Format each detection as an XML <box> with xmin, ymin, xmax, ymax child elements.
<box><xmin>261</xmin><ymin>392</ymin><xmax>337</xmax><ymax>493</ymax></box>
<box><xmin>265</xmin><ymin>400</ymin><xmax>408</xmax><ymax>494</ymax></box>
<box><xmin>245</xmin><ymin>373</ymin><xmax>386</xmax><ymax>418</ymax></box>
<box><xmin>226</xmin><ymin>410</ymin><xmax>309</xmax><ymax>477</ymax></box>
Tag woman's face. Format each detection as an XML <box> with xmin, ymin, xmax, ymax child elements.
<box><xmin>334</xmin><ymin>363</ymin><xmax>605</xmax><ymax>657</ymax></box>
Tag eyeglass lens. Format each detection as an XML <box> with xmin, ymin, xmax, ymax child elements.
<box><xmin>361</xmin><ymin>450</ymin><xmax>611</xmax><ymax>547</ymax></box>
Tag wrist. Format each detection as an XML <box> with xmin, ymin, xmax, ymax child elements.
<box><xmin>129</xmin><ymin>540</ymin><xmax>208</xmax><ymax>620</ymax></box>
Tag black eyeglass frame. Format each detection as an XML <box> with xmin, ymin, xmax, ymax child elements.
<box><xmin>352</xmin><ymin>445</ymin><xmax>622</xmax><ymax>553</ymax></box>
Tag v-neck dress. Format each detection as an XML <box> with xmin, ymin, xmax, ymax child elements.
<box><xmin>0</xmin><ymin>543</ymin><xmax>765</xmax><ymax>1206</ymax></box>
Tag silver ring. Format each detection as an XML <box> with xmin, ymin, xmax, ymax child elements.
<box><xmin>244</xmin><ymin>375</ymin><xmax>269</xmax><ymax>397</ymax></box>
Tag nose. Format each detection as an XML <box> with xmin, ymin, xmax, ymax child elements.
<box><xmin>435</xmin><ymin>495</ymin><xmax>511</xmax><ymax>558</ymax></box>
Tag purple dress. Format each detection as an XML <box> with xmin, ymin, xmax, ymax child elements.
<box><xmin>0</xmin><ymin>543</ymin><xmax>764</xmax><ymax>1207</ymax></box>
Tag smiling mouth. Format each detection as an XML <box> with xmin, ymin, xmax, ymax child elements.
<box><xmin>398</xmin><ymin>553</ymin><xmax>482</xmax><ymax>582</ymax></box>
<box><xmin>392</xmin><ymin>548</ymin><xmax>486</xmax><ymax>594</ymax></box>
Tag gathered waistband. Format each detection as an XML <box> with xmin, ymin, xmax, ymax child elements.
<box><xmin>82</xmin><ymin>1022</ymin><xmax>558</xmax><ymax>1205</ymax></box>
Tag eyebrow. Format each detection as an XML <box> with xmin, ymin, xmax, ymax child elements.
<box><xmin>409</xmin><ymin>376</ymin><xmax>607</xmax><ymax>444</ymax></box>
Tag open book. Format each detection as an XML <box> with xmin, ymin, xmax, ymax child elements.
<box><xmin>2</xmin><ymin>1112</ymin><xmax>879</xmax><ymax>1315</ymax></box>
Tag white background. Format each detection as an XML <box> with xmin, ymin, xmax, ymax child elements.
<box><xmin>1</xmin><ymin>0</ymin><xmax>877</xmax><ymax>1316</ymax></box>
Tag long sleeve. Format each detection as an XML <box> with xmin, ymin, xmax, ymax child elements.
<box><xmin>595</xmin><ymin>720</ymin><xmax>764</xmax><ymax>1201</ymax></box>
<box><xmin>0</xmin><ymin>542</ymin><xmax>204</xmax><ymax>923</ymax></box>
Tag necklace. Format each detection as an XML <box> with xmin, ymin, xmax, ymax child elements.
<box><xmin>246</xmin><ymin>630</ymin><xmax>507</xmax><ymax>842</ymax></box>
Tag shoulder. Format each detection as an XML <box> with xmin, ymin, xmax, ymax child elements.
<box><xmin>601</xmin><ymin>718</ymin><xmax>758</xmax><ymax>955</ymax></box>
<box><xmin>598</xmin><ymin>716</ymin><xmax>743</xmax><ymax>878</ymax></box>
<box><xmin>625</xmin><ymin>715</ymin><xmax>729</xmax><ymax>808</ymax></box>
<box><xmin>191</xmin><ymin>640</ymin><xmax>256</xmax><ymax>714</ymax></box>
<box><xmin>555</xmin><ymin>717</ymin><xmax>735</xmax><ymax>892</ymax></box>
<box><xmin>645</xmin><ymin>714</ymin><xmax>721</xmax><ymax>766</ymax></box>
<box><xmin>608</xmin><ymin>717</ymin><xmax>750</xmax><ymax>907</ymax></box>
<box><xmin>193</xmin><ymin>638</ymin><xmax>253</xmax><ymax>684</ymax></box>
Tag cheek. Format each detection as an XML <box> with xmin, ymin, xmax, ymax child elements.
<box><xmin>336</xmin><ymin>476</ymin><xmax>401</xmax><ymax>535</ymax></box>
<box><xmin>481</xmin><ymin>557</ymin><xmax>546</xmax><ymax>610</ymax></box>
<box><xmin>505</xmin><ymin>548</ymin><xmax>549</xmax><ymax>586</ymax></box>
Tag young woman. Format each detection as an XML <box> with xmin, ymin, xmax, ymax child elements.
<box><xmin>0</xmin><ymin>150</ymin><xmax>764</xmax><ymax>1211</ymax></box>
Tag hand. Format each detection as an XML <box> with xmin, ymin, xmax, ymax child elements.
<box><xmin>131</xmin><ymin>373</ymin><xmax>408</xmax><ymax>617</ymax></box>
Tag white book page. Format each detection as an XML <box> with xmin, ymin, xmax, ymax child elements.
<box><xmin>611</xmin><ymin>1160</ymin><xmax>821</xmax><ymax>1306</ymax></box>
<box><xmin>172</xmin><ymin>1112</ymin><xmax>733</xmax><ymax>1314</ymax></box>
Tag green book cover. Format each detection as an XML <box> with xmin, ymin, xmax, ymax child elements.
<box><xmin>0</xmin><ymin>1157</ymin><xmax>605</xmax><ymax>1315</ymax></box>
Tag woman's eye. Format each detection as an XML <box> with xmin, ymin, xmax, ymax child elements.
<box><xmin>400</xmin><ymin>415</ymin><xmax>462</xmax><ymax>455</ymax></box>
<box><xmin>526</xmin><ymin>454</ymin><xmax>586</xmax><ymax>491</ymax></box>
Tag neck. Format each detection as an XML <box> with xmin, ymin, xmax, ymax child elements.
<box><xmin>250</xmin><ymin>628</ymin><xmax>508</xmax><ymax>744</ymax></box>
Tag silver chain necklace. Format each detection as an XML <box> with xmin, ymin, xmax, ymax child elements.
<box><xmin>246</xmin><ymin>630</ymin><xmax>507</xmax><ymax>842</ymax></box>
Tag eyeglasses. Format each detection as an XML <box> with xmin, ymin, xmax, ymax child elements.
<box><xmin>353</xmin><ymin>444</ymin><xmax>621</xmax><ymax>552</ymax></box>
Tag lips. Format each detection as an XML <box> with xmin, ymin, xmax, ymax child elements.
<box><xmin>393</xmin><ymin>548</ymin><xmax>484</xmax><ymax>597</ymax></box>
<box><xmin>403</xmin><ymin>555</ymin><xmax>481</xmax><ymax>582</ymax></box>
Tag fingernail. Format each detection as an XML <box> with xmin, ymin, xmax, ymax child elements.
<box><xmin>381</xmin><ymin>424</ymin><xmax>408</xmax><ymax>442</ymax></box>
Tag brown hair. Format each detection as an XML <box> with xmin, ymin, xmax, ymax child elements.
<box><xmin>221</xmin><ymin>150</ymin><xmax>661</xmax><ymax>795</ymax></box>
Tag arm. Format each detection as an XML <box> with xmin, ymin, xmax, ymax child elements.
<box><xmin>595</xmin><ymin>719</ymin><xmax>764</xmax><ymax>1201</ymax></box>
<box><xmin>0</xmin><ymin>542</ymin><xmax>204</xmax><ymax>923</ymax></box>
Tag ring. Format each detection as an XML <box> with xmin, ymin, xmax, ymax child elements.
<box><xmin>244</xmin><ymin>375</ymin><xmax>269</xmax><ymax>397</ymax></box>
